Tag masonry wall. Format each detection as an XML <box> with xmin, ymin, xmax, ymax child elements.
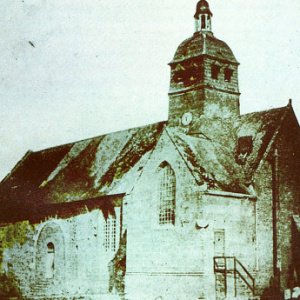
<box><xmin>0</xmin><ymin>208</ymin><xmax>121</xmax><ymax>299</ymax></box>
<box><xmin>203</xmin><ymin>58</ymin><xmax>239</xmax><ymax>94</ymax></box>
<box><xmin>168</xmin><ymin>89</ymin><xmax>205</xmax><ymax>126</ymax></box>
<box><xmin>252</xmin><ymin>112</ymin><xmax>300</xmax><ymax>294</ymax></box>
<box><xmin>203</xmin><ymin>89</ymin><xmax>240</xmax><ymax>119</ymax></box>
<box><xmin>168</xmin><ymin>55</ymin><xmax>240</xmax><ymax>126</ymax></box>
<box><xmin>125</xmin><ymin>131</ymin><xmax>257</xmax><ymax>300</ymax></box>
<box><xmin>275</xmin><ymin>114</ymin><xmax>300</xmax><ymax>290</ymax></box>
<box><xmin>251</xmin><ymin>160</ymin><xmax>274</xmax><ymax>294</ymax></box>
<box><xmin>125</xmin><ymin>131</ymin><xmax>205</xmax><ymax>299</ymax></box>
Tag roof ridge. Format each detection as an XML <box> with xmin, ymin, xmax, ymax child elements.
<box><xmin>0</xmin><ymin>150</ymin><xmax>33</xmax><ymax>184</ymax></box>
<box><xmin>240</xmin><ymin>105</ymin><xmax>288</xmax><ymax>118</ymax></box>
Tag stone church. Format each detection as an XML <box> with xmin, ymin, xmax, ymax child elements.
<box><xmin>0</xmin><ymin>1</ymin><xmax>300</xmax><ymax>299</ymax></box>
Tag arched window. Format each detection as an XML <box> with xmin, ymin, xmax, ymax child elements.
<box><xmin>158</xmin><ymin>162</ymin><xmax>176</xmax><ymax>225</ymax></box>
<box><xmin>201</xmin><ymin>15</ymin><xmax>206</xmax><ymax>30</ymax></box>
<box><xmin>45</xmin><ymin>242</ymin><xmax>55</xmax><ymax>279</ymax></box>
<box><xmin>35</xmin><ymin>222</ymin><xmax>65</xmax><ymax>282</ymax></box>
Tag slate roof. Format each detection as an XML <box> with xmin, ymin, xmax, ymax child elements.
<box><xmin>0</xmin><ymin>122</ymin><xmax>165</xmax><ymax>210</ymax></box>
<box><xmin>0</xmin><ymin>105</ymin><xmax>294</xmax><ymax>218</ymax></box>
<box><xmin>170</xmin><ymin>105</ymin><xmax>290</xmax><ymax>193</ymax></box>
<box><xmin>171</xmin><ymin>32</ymin><xmax>238</xmax><ymax>64</ymax></box>
<box><xmin>235</xmin><ymin>106</ymin><xmax>290</xmax><ymax>180</ymax></box>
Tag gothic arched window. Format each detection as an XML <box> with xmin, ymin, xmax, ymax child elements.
<box><xmin>158</xmin><ymin>162</ymin><xmax>176</xmax><ymax>225</ymax></box>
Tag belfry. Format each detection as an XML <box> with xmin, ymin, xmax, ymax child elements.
<box><xmin>168</xmin><ymin>0</ymin><xmax>240</xmax><ymax>125</ymax></box>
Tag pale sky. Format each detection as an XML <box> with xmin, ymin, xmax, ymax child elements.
<box><xmin>0</xmin><ymin>0</ymin><xmax>300</xmax><ymax>180</ymax></box>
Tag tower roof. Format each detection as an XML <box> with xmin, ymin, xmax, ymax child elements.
<box><xmin>170</xmin><ymin>33</ymin><xmax>238</xmax><ymax>64</ymax></box>
<box><xmin>194</xmin><ymin>0</ymin><xmax>213</xmax><ymax>19</ymax></box>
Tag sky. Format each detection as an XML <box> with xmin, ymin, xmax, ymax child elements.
<box><xmin>0</xmin><ymin>0</ymin><xmax>300</xmax><ymax>180</ymax></box>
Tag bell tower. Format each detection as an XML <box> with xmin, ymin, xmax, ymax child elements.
<box><xmin>168</xmin><ymin>0</ymin><xmax>240</xmax><ymax>127</ymax></box>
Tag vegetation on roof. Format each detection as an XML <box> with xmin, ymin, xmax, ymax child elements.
<box><xmin>0</xmin><ymin>105</ymin><xmax>294</xmax><ymax>215</ymax></box>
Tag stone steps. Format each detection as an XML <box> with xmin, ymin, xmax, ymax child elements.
<box><xmin>215</xmin><ymin>272</ymin><xmax>258</xmax><ymax>300</ymax></box>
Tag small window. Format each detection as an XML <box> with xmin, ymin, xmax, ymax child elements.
<box><xmin>104</xmin><ymin>217</ymin><xmax>116</xmax><ymax>252</ymax></box>
<box><xmin>236</xmin><ymin>136</ymin><xmax>253</xmax><ymax>165</ymax></box>
<box><xmin>224</xmin><ymin>68</ymin><xmax>234</xmax><ymax>82</ymax></box>
<box><xmin>211</xmin><ymin>65</ymin><xmax>221</xmax><ymax>80</ymax></box>
<box><xmin>172</xmin><ymin>64</ymin><xmax>185</xmax><ymax>83</ymax></box>
<box><xmin>45</xmin><ymin>242</ymin><xmax>55</xmax><ymax>279</ymax></box>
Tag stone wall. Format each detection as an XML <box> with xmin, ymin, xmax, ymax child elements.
<box><xmin>252</xmin><ymin>111</ymin><xmax>300</xmax><ymax>294</ymax></box>
<box><xmin>125</xmin><ymin>131</ymin><xmax>257</xmax><ymax>299</ymax></box>
<box><xmin>168</xmin><ymin>89</ymin><xmax>205</xmax><ymax>126</ymax></box>
<box><xmin>0</xmin><ymin>207</ymin><xmax>122</xmax><ymax>299</ymax></box>
<box><xmin>275</xmin><ymin>113</ymin><xmax>300</xmax><ymax>289</ymax></box>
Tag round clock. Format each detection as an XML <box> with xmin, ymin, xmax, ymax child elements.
<box><xmin>181</xmin><ymin>112</ymin><xmax>193</xmax><ymax>126</ymax></box>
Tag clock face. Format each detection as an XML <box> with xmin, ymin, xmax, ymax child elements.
<box><xmin>181</xmin><ymin>112</ymin><xmax>193</xmax><ymax>126</ymax></box>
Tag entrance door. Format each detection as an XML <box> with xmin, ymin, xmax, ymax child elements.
<box><xmin>214</xmin><ymin>229</ymin><xmax>225</xmax><ymax>256</ymax></box>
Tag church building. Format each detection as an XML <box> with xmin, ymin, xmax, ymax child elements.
<box><xmin>0</xmin><ymin>1</ymin><xmax>300</xmax><ymax>299</ymax></box>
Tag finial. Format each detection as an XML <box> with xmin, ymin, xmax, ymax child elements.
<box><xmin>194</xmin><ymin>0</ymin><xmax>212</xmax><ymax>19</ymax></box>
<box><xmin>288</xmin><ymin>99</ymin><xmax>292</xmax><ymax>107</ymax></box>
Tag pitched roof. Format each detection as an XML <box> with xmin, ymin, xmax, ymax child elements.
<box><xmin>235</xmin><ymin>106</ymin><xmax>289</xmax><ymax>180</ymax></box>
<box><xmin>0</xmin><ymin>122</ymin><xmax>165</xmax><ymax>209</ymax></box>
<box><xmin>169</xmin><ymin>106</ymin><xmax>290</xmax><ymax>193</ymax></box>
<box><xmin>0</xmin><ymin>105</ymin><xmax>294</xmax><ymax>214</ymax></box>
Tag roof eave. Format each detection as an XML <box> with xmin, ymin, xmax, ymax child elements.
<box><xmin>169</xmin><ymin>53</ymin><xmax>239</xmax><ymax>66</ymax></box>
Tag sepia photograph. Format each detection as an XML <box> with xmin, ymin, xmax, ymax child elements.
<box><xmin>0</xmin><ymin>1</ymin><xmax>300</xmax><ymax>299</ymax></box>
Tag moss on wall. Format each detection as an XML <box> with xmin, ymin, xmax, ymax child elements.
<box><xmin>0</xmin><ymin>221</ymin><xmax>34</xmax><ymax>274</ymax></box>
<box><xmin>109</xmin><ymin>230</ymin><xmax>127</xmax><ymax>296</ymax></box>
<box><xmin>1</xmin><ymin>221</ymin><xmax>34</xmax><ymax>249</ymax></box>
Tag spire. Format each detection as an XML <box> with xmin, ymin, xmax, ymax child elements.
<box><xmin>194</xmin><ymin>0</ymin><xmax>213</xmax><ymax>33</ymax></box>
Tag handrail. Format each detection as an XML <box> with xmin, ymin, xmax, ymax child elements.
<box><xmin>235</xmin><ymin>258</ymin><xmax>255</xmax><ymax>293</ymax></box>
<box><xmin>235</xmin><ymin>258</ymin><xmax>254</xmax><ymax>282</ymax></box>
<box><xmin>213</xmin><ymin>256</ymin><xmax>255</xmax><ymax>296</ymax></box>
<box><xmin>236</xmin><ymin>269</ymin><xmax>254</xmax><ymax>292</ymax></box>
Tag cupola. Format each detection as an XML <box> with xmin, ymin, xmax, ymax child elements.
<box><xmin>194</xmin><ymin>0</ymin><xmax>213</xmax><ymax>33</ymax></box>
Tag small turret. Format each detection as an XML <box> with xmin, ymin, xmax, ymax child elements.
<box><xmin>194</xmin><ymin>0</ymin><xmax>213</xmax><ymax>33</ymax></box>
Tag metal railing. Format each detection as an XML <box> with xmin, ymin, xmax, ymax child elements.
<box><xmin>214</xmin><ymin>256</ymin><xmax>255</xmax><ymax>297</ymax></box>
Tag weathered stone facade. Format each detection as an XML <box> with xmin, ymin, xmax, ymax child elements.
<box><xmin>0</xmin><ymin>202</ymin><xmax>123</xmax><ymax>299</ymax></box>
<box><xmin>0</xmin><ymin>1</ymin><xmax>300</xmax><ymax>299</ymax></box>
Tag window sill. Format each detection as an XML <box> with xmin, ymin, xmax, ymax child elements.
<box><xmin>153</xmin><ymin>223</ymin><xmax>176</xmax><ymax>231</ymax></box>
